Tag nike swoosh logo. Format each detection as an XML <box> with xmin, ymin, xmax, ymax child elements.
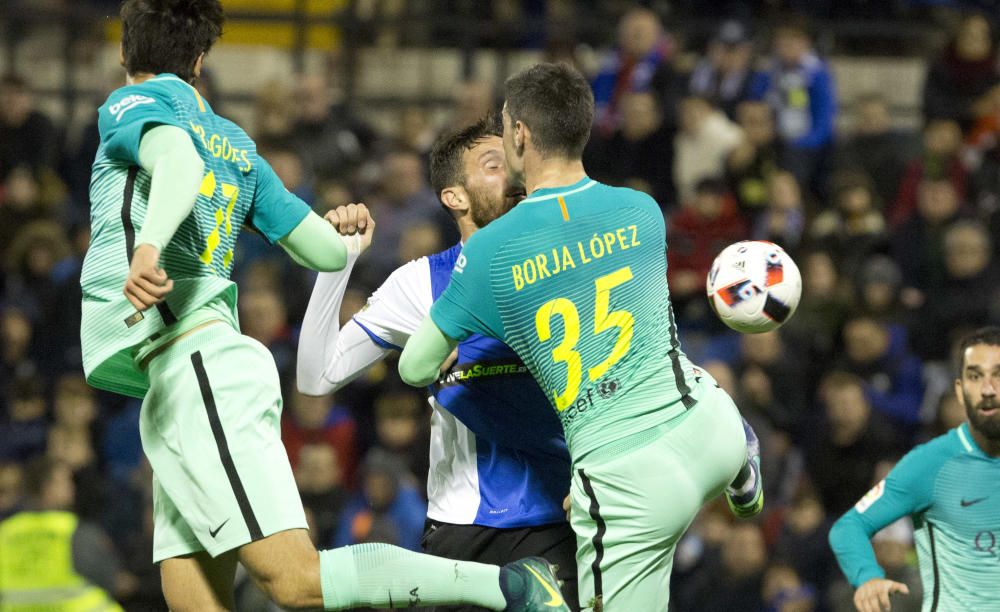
<box><xmin>209</xmin><ymin>519</ymin><xmax>230</xmax><ymax>538</ymax></box>
<box><xmin>523</xmin><ymin>564</ymin><xmax>564</xmax><ymax>608</ymax></box>
<box><xmin>961</xmin><ymin>497</ymin><xmax>988</xmax><ymax>507</ymax></box>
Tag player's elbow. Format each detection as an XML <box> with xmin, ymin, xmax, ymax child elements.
<box><xmin>398</xmin><ymin>351</ymin><xmax>435</xmax><ymax>388</ymax></box>
<box><xmin>295</xmin><ymin>376</ymin><xmax>333</xmax><ymax>397</ymax></box>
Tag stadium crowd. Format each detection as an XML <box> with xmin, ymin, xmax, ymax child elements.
<box><xmin>1</xmin><ymin>3</ymin><xmax>1000</xmax><ymax>610</ymax></box>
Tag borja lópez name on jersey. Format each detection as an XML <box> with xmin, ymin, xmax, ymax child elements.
<box><xmin>511</xmin><ymin>224</ymin><xmax>641</xmax><ymax>291</ymax></box>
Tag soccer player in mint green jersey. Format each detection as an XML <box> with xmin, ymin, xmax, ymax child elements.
<box><xmin>399</xmin><ymin>63</ymin><xmax>762</xmax><ymax>610</ymax></box>
<box><xmin>830</xmin><ymin>327</ymin><xmax>1000</xmax><ymax>612</ymax></box>
<box><xmin>80</xmin><ymin>2</ymin><xmax>567</xmax><ymax>611</ymax></box>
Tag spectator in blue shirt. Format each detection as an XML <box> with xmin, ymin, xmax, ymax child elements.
<box><xmin>751</xmin><ymin>15</ymin><xmax>838</xmax><ymax>198</ymax></box>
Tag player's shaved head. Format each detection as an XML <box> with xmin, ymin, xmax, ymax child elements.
<box><xmin>121</xmin><ymin>0</ymin><xmax>224</xmax><ymax>83</ymax></box>
<box><xmin>504</xmin><ymin>63</ymin><xmax>594</xmax><ymax>160</ymax></box>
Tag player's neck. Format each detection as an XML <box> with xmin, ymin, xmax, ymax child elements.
<box><xmin>127</xmin><ymin>72</ymin><xmax>157</xmax><ymax>85</ymax></box>
<box><xmin>524</xmin><ymin>158</ymin><xmax>587</xmax><ymax>196</ymax></box>
<box><xmin>969</xmin><ymin>426</ymin><xmax>1000</xmax><ymax>458</ymax></box>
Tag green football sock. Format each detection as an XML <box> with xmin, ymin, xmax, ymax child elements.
<box><xmin>319</xmin><ymin>544</ymin><xmax>507</xmax><ymax>610</ymax></box>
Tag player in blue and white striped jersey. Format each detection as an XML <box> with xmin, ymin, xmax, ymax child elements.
<box><xmin>297</xmin><ymin>115</ymin><xmax>577</xmax><ymax>611</ymax></box>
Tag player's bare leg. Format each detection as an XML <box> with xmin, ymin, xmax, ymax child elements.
<box><xmin>238</xmin><ymin>529</ymin><xmax>323</xmax><ymax>610</ymax></box>
<box><xmin>160</xmin><ymin>550</ymin><xmax>238</xmax><ymax>612</ymax></box>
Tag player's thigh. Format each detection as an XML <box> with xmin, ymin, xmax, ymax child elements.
<box><xmin>160</xmin><ymin>550</ymin><xmax>238</xmax><ymax>612</ymax></box>
<box><xmin>570</xmin><ymin>422</ymin><xmax>715</xmax><ymax>611</ymax></box>
<box><xmin>237</xmin><ymin>528</ymin><xmax>322</xmax><ymax>610</ymax></box>
<box><xmin>141</xmin><ymin>327</ymin><xmax>306</xmax><ymax>561</ymax></box>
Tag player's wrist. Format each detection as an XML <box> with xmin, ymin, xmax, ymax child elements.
<box><xmin>339</xmin><ymin>232</ymin><xmax>363</xmax><ymax>258</ymax></box>
<box><xmin>133</xmin><ymin>241</ymin><xmax>163</xmax><ymax>256</ymax></box>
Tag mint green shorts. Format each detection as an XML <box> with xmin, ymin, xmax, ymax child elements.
<box><xmin>569</xmin><ymin>374</ymin><xmax>747</xmax><ymax>611</ymax></box>
<box><xmin>139</xmin><ymin>323</ymin><xmax>306</xmax><ymax>562</ymax></box>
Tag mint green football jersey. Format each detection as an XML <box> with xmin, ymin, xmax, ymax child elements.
<box><xmin>830</xmin><ymin>423</ymin><xmax>1000</xmax><ymax>611</ymax></box>
<box><xmin>431</xmin><ymin>177</ymin><xmax>698</xmax><ymax>458</ymax></box>
<box><xmin>81</xmin><ymin>74</ymin><xmax>310</xmax><ymax>398</ymax></box>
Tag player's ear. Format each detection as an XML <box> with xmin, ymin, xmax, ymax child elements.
<box><xmin>441</xmin><ymin>186</ymin><xmax>470</xmax><ymax>214</ymax></box>
<box><xmin>193</xmin><ymin>53</ymin><xmax>205</xmax><ymax>80</ymax></box>
<box><xmin>514</xmin><ymin>121</ymin><xmax>527</xmax><ymax>155</ymax></box>
<box><xmin>954</xmin><ymin>376</ymin><xmax>965</xmax><ymax>406</ymax></box>
<box><xmin>119</xmin><ymin>44</ymin><xmax>125</xmax><ymax>68</ymax></box>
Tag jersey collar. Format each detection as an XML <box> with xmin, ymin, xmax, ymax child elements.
<box><xmin>521</xmin><ymin>176</ymin><xmax>596</xmax><ymax>204</ymax></box>
<box><xmin>957</xmin><ymin>423</ymin><xmax>998</xmax><ymax>459</ymax></box>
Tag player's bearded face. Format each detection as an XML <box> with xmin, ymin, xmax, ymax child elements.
<box><xmin>462</xmin><ymin>136</ymin><xmax>525</xmax><ymax>228</ymax></box>
<box><xmin>958</xmin><ymin>345</ymin><xmax>1000</xmax><ymax>440</ymax></box>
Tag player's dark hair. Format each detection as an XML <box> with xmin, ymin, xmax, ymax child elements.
<box><xmin>121</xmin><ymin>0</ymin><xmax>224</xmax><ymax>83</ymax></box>
<box><xmin>429</xmin><ymin>113</ymin><xmax>502</xmax><ymax>196</ymax></box>
<box><xmin>504</xmin><ymin>63</ymin><xmax>594</xmax><ymax>159</ymax></box>
<box><xmin>957</xmin><ymin>326</ymin><xmax>1000</xmax><ymax>374</ymax></box>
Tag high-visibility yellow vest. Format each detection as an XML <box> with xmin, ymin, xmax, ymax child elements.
<box><xmin>0</xmin><ymin>511</ymin><xmax>123</xmax><ymax>611</ymax></box>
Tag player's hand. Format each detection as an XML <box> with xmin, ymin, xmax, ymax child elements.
<box><xmin>563</xmin><ymin>494</ymin><xmax>571</xmax><ymax>521</ymax></box>
<box><xmin>325</xmin><ymin>203</ymin><xmax>375</xmax><ymax>253</ymax></box>
<box><xmin>439</xmin><ymin>349</ymin><xmax>458</xmax><ymax>376</ymax></box>
<box><xmin>854</xmin><ymin>578</ymin><xmax>909</xmax><ymax>612</ymax></box>
<box><xmin>123</xmin><ymin>244</ymin><xmax>173</xmax><ymax>311</ymax></box>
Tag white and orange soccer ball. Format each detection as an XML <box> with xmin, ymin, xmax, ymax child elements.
<box><xmin>706</xmin><ymin>241</ymin><xmax>802</xmax><ymax>334</ymax></box>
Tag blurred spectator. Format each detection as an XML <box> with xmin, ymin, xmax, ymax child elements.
<box><xmin>373</xmin><ymin>388</ymin><xmax>430</xmax><ymax>491</ymax></box>
<box><xmin>854</xmin><ymin>255</ymin><xmax>908</xmax><ymax>323</ymax></box>
<box><xmin>753</xmin><ymin>170</ymin><xmax>806</xmax><ymax>250</ymax></box>
<box><xmin>240</xmin><ymin>287</ymin><xmax>297</xmax><ymax>391</ymax></box>
<box><xmin>364</xmin><ymin>148</ymin><xmax>455</xmax><ymax>277</ymax></box>
<box><xmin>782</xmin><ymin>250</ymin><xmax>852</xmax><ymax>381</ymax></box>
<box><xmin>293</xmin><ymin>443</ymin><xmax>347</xmax><ymax>547</ymax></box>
<box><xmin>751</xmin><ymin>16</ymin><xmax>838</xmax><ymax>197</ymax></box>
<box><xmin>282</xmin><ymin>390</ymin><xmax>359</xmax><ymax>489</ymax></box>
<box><xmin>685</xmin><ymin>522</ymin><xmax>769</xmax><ymax>611</ymax></box>
<box><xmin>728</xmin><ymin>100</ymin><xmax>785</xmax><ymax>216</ymax></box>
<box><xmin>0</xmin><ymin>167</ymin><xmax>66</xmax><ymax>260</ymax></box>
<box><xmin>291</xmin><ymin>73</ymin><xmax>378</xmax><ymax>181</ymax></box>
<box><xmin>0</xmin><ymin>306</ymin><xmax>39</xmax><ymax>404</ymax></box>
<box><xmin>0</xmin><ymin>74</ymin><xmax>59</xmax><ymax>179</ymax></box>
<box><xmin>0</xmin><ymin>457</ymin><xmax>135</xmax><ymax>607</ymax></box>
<box><xmin>585</xmin><ymin>91</ymin><xmax>676</xmax><ymax>207</ymax></box>
<box><xmin>806</xmin><ymin>372</ymin><xmax>900</xmax><ymax>516</ymax></box>
<box><xmin>396</xmin><ymin>220</ymin><xmax>444</xmax><ymax>267</ymax></box>
<box><xmin>448</xmin><ymin>81</ymin><xmax>495</xmax><ymax>132</ymax></box>
<box><xmin>837</xmin><ymin>316</ymin><xmax>924</xmax><ymax>433</ymax></box>
<box><xmin>772</xmin><ymin>488</ymin><xmax>837</xmax><ymax>594</ymax></box>
<box><xmin>592</xmin><ymin>7</ymin><xmax>677</xmax><ymax>136</ymax></box>
<box><xmin>4</xmin><ymin>221</ymin><xmax>74</xmax><ymax>374</ymax></box>
<box><xmin>333</xmin><ymin>448</ymin><xmax>426</xmax><ymax>551</ymax></box>
<box><xmin>667</xmin><ymin>178</ymin><xmax>748</xmax><ymax>313</ymax></box>
<box><xmin>0</xmin><ymin>375</ymin><xmax>48</xmax><ymax>461</ymax></box>
<box><xmin>810</xmin><ymin>170</ymin><xmax>888</xmax><ymax>280</ymax></box>
<box><xmin>253</xmin><ymin>79</ymin><xmax>296</xmax><ymax>142</ymax></box>
<box><xmin>890</xmin><ymin>119</ymin><xmax>967</xmax><ymax>228</ymax></box>
<box><xmin>259</xmin><ymin>142</ymin><xmax>314</xmax><ymax>205</ymax></box>
<box><xmin>969</xmin><ymin>83</ymin><xmax>1000</xmax><ymax>213</ymax></box>
<box><xmin>674</xmin><ymin>97</ymin><xmax>745</xmax><ymax>203</ymax></box>
<box><xmin>762</xmin><ymin>563</ymin><xmax>817</xmax><ymax>612</ymax></box>
<box><xmin>922</xmin><ymin>13</ymin><xmax>1000</xmax><ymax>131</ymax></box>
<box><xmin>913</xmin><ymin>220</ymin><xmax>1000</xmax><ymax>360</ymax></box>
<box><xmin>689</xmin><ymin>20</ymin><xmax>764</xmax><ymax>120</ymax></box>
<box><xmin>891</xmin><ymin>177</ymin><xmax>963</xmax><ymax>300</ymax></box>
<box><xmin>836</xmin><ymin>94</ymin><xmax>919</xmax><ymax>207</ymax></box>
<box><xmin>398</xmin><ymin>105</ymin><xmax>437</xmax><ymax>156</ymax></box>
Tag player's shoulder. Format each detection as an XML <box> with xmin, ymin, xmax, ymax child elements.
<box><xmin>384</xmin><ymin>255</ymin><xmax>433</xmax><ymax>289</ymax></box>
<box><xmin>894</xmin><ymin>427</ymin><xmax>967</xmax><ymax>477</ymax></box>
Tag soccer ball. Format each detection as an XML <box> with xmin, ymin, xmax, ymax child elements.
<box><xmin>706</xmin><ymin>241</ymin><xmax>802</xmax><ymax>334</ymax></box>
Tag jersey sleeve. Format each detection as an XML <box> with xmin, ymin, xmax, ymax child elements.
<box><xmin>248</xmin><ymin>156</ymin><xmax>312</xmax><ymax>243</ymax></box>
<box><xmin>98</xmin><ymin>83</ymin><xmax>186</xmax><ymax>165</ymax></box>
<box><xmin>353</xmin><ymin>258</ymin><xmax>434</xmax><ymax>350</ymax></box>
<box><xmin>828</xmin><ymin>440</ymin><xmax>944</xmax><ymax>587</ymax></box>
<box><xmin>429</xmin><ymin>232</ymin><xmax>501</xmax><ymax>341</ymax></box>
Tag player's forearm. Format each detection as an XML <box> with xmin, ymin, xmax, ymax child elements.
<box><xmin>398</xmin><ymin>316</ymin><xmax>458</xmax><ymax>387</ymax></box>
<box><xmin>279</xmin><ymin>212</ymin><xmax>355</xmax><ymax>272</ymax></box>
<box><xmin>828</xmin><ymin>511</ymin><xmax>886</xmax><ymax>588</ymax></box>
<box><xmin>297</xmin><ymin>265</ymin><xmax>387</xmax><ymax>395</ymax></box>
<box><xmin>134</xmin><ymin>125</ymin><xmax>205</xmax><ymax>251</ymax></box>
